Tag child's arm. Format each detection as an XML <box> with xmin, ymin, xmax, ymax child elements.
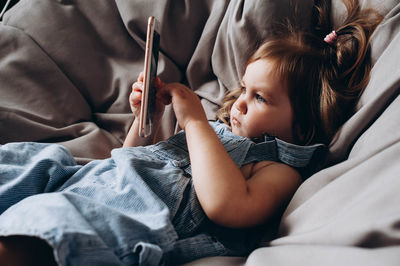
<box><xmin>123</xmin><ymin>117</ymin><xmax>156</xmax><ymax>147</ymax></box>
<box><xmin>162</xmin><ymin>83</ymin><xmax>302</xmax><ymax>228</ymax></box>
<box><xmin>123</xmin><ymin>74</ymin><xmax>166</xmax><ymax>147</ymax></box>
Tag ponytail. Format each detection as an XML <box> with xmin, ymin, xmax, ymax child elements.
<box><xmin>315</xmin><ymin>0</ymin><xmax>383</xmax><ymax>141</ymax></box>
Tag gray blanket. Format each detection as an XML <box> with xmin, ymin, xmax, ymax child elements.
<box><xmin>1</xmin><ymin>0</ymin><xmax>399</xmax><ymax>265</ymax></box>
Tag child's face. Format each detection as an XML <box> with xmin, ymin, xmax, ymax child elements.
<box><xmin>230</xmin><ymin>59</ymin><xmax>294</xmax><ymax>142</ymax></box>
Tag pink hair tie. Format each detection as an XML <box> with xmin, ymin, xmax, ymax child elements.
<box><xmin>324</xmin><ymin>30</ymin><xmax>338</xmax><ymax>44</ymax></box>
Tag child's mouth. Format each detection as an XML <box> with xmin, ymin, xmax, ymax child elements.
<box><xmin>231</xmin><ymin>117</ymin><xmax>240</xmax><ymax>127</ymax></box>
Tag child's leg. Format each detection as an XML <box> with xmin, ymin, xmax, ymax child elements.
<box><xmin>0</xmin><ymin>142</ymin><xmax>80</xmax><ymax>214</ymax></box>
<box><xmin>0</xmin><ymin>236</ymin><xmax>57</xmax><ymax>266</ymax></box>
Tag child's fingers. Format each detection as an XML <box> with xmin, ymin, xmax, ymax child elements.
<box><xmin>163</xmin><ymin>83</ymin><xmax>193</xmax><ymax>99</ymax></box>
<box><xmin>132</xmin><ymin>81</ymin><xmax>143</xmax><ymax>92</ymax></box>
<box><xmin>130</xmin><ymin>82</ymin><xmax>143</xmax><ymax>110</ymax></box>
<box><xmin>130</xmin><ymin>90</ymin><xmax>142</xmax><ymax>105</ymax></box>
<box><xmin>157</xmin><ymin>84</ymin><xmax>173</xmax><ymax>105</ymax></box>
<box><xmin>137</xmin><ymin>72</ymin><xmax>144</xmax><ymax>82</ymax></box>
<box><xmin>155</xmin><ymin>77</ymin><xmax>165</xmax><ymax>89</ymax></box>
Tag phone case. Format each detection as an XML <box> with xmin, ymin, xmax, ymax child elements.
<box><xmin>139</xmin><ymin>16</ymin><xmax>160</xmax><ymax>137</ymax></box>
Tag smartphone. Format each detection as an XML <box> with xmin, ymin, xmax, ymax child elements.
<box><xmin>138</xmin><ymin>16</ymin><xmax>160</xmax><ymax>137</ymax></box>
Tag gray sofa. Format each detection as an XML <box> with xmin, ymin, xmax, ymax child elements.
<box><xmin>1</xmin><ymin>0</ymin><xmax>399</xmax><ymax>265</ymax></box>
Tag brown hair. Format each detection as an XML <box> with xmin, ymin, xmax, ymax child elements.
<box><xmin>217</xmin><ymin>0</ymin><xmax>382</xmax><ymax>145</ymax></box>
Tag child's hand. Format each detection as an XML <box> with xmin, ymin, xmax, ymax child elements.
<box><xmin>129</xmin><ymin>73</ymin><xmax>144</xmax><ymax>117</ymax></box>
<box><xmin>129</xmin><ymin>72</ymin><xmax>166</xmax><ymax>121</ymax></box>
<box><xmin>159</xmin><ymin>83</ymin><xmax>208</xmax><ymax>130</ymax></box>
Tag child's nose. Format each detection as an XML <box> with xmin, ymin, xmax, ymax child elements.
<box><xmin>236</xmin><ymin>98</ymin><xmax>247</xmax><ymax>114</ymax></box>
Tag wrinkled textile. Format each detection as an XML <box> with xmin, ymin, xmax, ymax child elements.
<box><xmin>1</xmin><ymin>0</ymin><xmax>400</xmax><ymax>265</ymax></box>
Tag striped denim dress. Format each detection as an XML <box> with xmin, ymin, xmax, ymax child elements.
<box><xmin>0</xmin><ymin>121</ymin><xmax>324</xmax><ymax>265</ymax></box>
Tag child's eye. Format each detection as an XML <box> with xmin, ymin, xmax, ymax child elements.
<box><xmin>240</xmin><ymin>86</ymin><xmax>246</xmax><ymax>94</ymax></box>
<box><xmin>256</xmin><ymin>94</ymin><xmax>267</xmax><ymax>103</ymax></box>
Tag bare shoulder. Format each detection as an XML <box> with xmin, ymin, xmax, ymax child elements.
<box><xmin>254</xmin><ymin>160</ymin><xmax>300</xmax><ymax>176</ymax></box>
<box><xmin>207</xmin><ymin>161</ymin><xmax>302</xmax><ymax>228</ymax></box>
<box><xmin>247</xmin><ymin>161</ymin><xmax>302</xmax><ymax>191</ymax></box>
<box><xmin>234</xmin><ymin>161</ymin><xmax>302</xmax><ymax>227</ymax></box>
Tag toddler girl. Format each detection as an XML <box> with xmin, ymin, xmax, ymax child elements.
<box><xmin>0</xmin><ymin>0</ymin><xmax>382</xmax><ymax>265</ymax></box>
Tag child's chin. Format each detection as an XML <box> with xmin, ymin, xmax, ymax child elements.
<box><xmin>231</xmin><ymin>127</ymin><xmax>240</xmax><ymax>135</ymax></box>
<box><xmin>233</xmin><ymin>129</ymin><xmax>248</xmax><ymax>138</ymax></box>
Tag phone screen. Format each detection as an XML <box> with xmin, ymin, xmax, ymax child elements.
<box><xmin>145</xmin><ymin>29</ymin><xmax>160</xmax><ymax>129</ymax></box>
